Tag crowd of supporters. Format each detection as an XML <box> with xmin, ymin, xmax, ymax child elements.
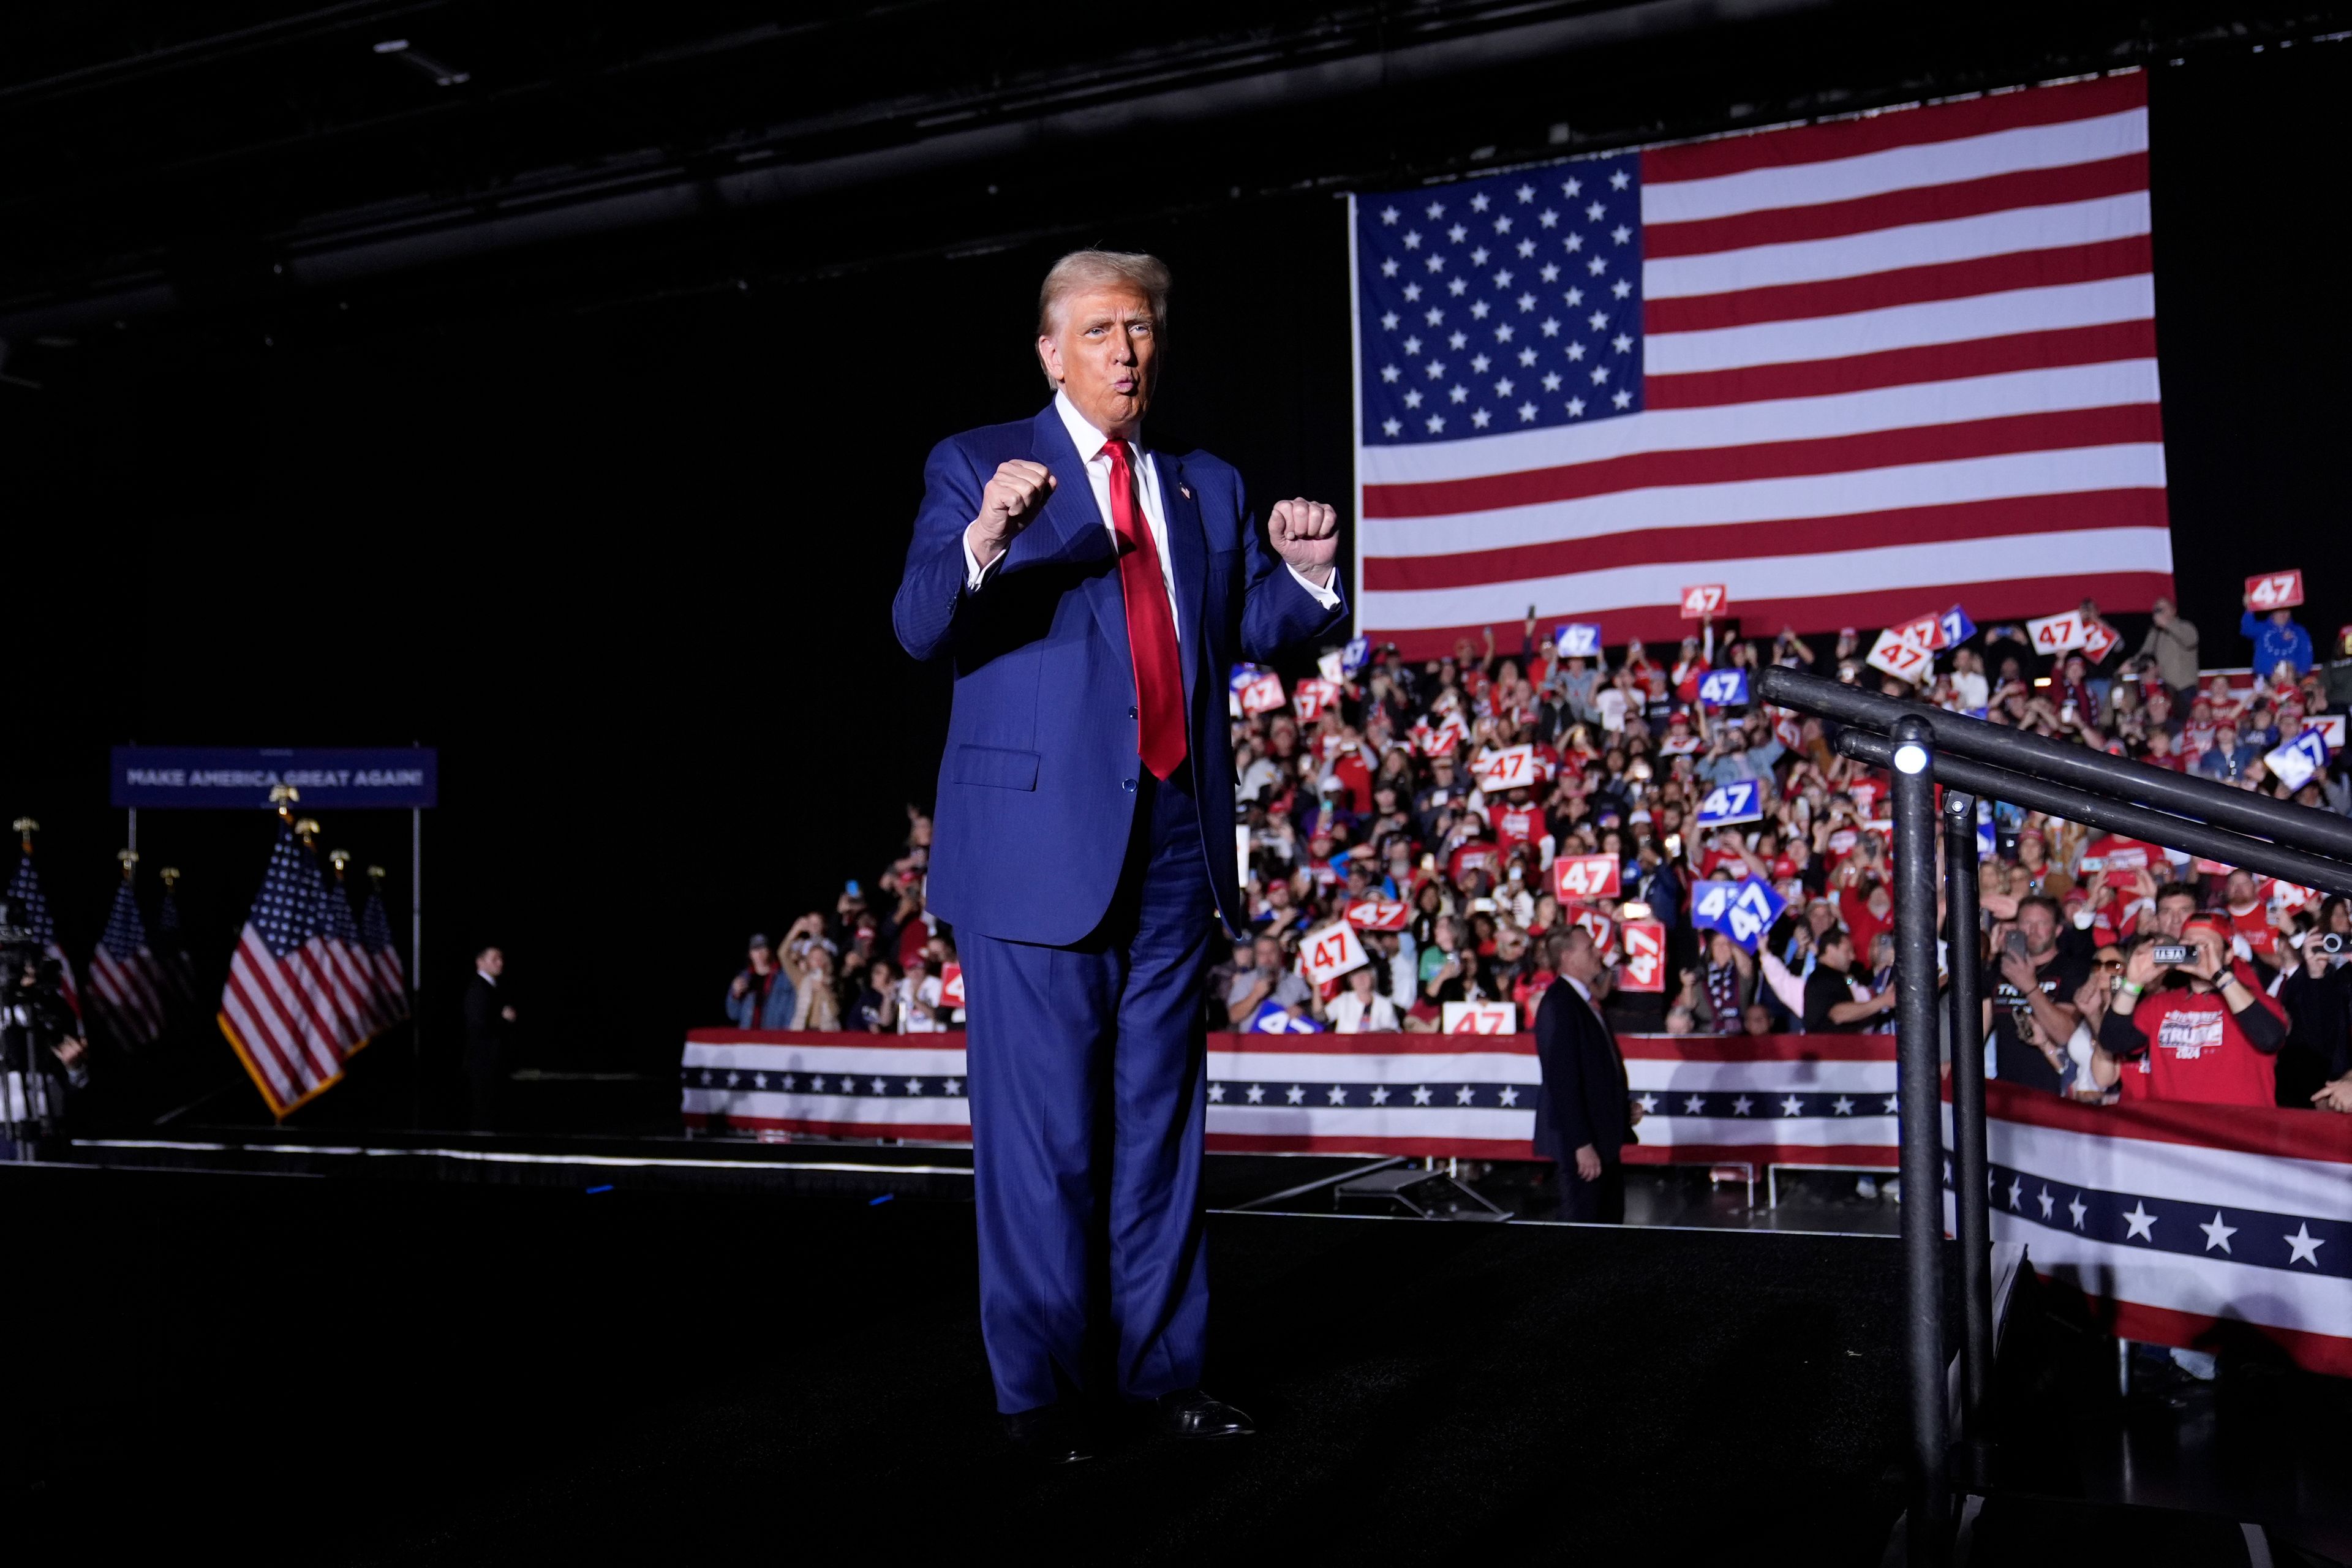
<box><xmin>730</xmin><ymin>587</ymin><xmax>2352</xmax><ymax>1116</ymax></box>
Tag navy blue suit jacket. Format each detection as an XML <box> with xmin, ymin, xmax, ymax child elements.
<box><xmin>1532</xmin><ymin>978</ymin><xmax>1634</xmax><ymax>1166</ymax></box>
<box><xmin>893</xmin><ymin>404</ymin><xmax>1346</xmax><ymax>946</ymax></box>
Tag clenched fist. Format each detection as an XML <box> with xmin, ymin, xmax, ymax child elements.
<box><xmin>1268</xmin><ymin>497</ymin><xmax>1339</xmax><ymax>582</ymax></box>
<box><xmin>967</xmin><ymin>459</ymin><xmax>1057</xmax><ymax>570</ymax></box>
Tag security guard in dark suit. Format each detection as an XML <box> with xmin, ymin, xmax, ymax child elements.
<box><xmin>1532</xmin><ymin>926</ymin><xmax>1642</xmax><ymax>1222</ymax></box>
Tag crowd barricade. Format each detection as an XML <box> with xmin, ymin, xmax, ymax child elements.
<box><xmin>679</xmin><ymin>1028</ymin><xmax>1899</xmax><ymax>1169</ymax></box>
<box><xmin>1944</xmin><ymin>1080</ymin><xmax>2352</xmax><ymax>1377</ymax></box>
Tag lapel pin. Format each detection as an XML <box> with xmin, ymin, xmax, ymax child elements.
<box><xmin>1178</xmin><ymin>483</ymin><xmax>1193</xmax><ymax>500</ymax></box>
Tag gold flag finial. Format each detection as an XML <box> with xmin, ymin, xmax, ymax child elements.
<box><xmin>161</xmin><ymin>866</ymin><xmax>181</xmax><ymax>891</ymax></box>
<box><xmin>329</xmin><ymin>848</ymin><xmax>352</xmax><ymax>877</ymax></box>
<box><xmin>12</xmin><ymin>817</ymin><xmax>37</xmax><ymax>851</ymax></box>
<box><xmin>269</xmin><ymin>785</ymin><xmax>299</xmax><ymax>822</ymax></box>
<box><xmin>293</xmin><ymin>817</ymin><xmax>322</xmax><ymax>842</ymax></box>
<box><xmin>118</xmin><ymin>848</ymin><xmax>140</xmax><ymax>877</ymax></box>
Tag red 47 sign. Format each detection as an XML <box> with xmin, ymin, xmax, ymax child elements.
<box><xmin>1619</xmin><ymin>919</ymin><xmax>1666</xmax><ymax>992</ymax></box>
<box><xmin>1679</xmin><ymin>584</ymin><xmax>1728</xmax><ymax>620</ymax></box>
<box><xmin>1864</xmin><ymin>629</ymin><xmax>1930</xmax><ymax>685</ymax></box>
<box><xmin>2079</xmin><ymin>619</ymin><xmax>2120</xmax><ymax>663</ymax></box>
<box><xmin>1570</xmin><ymin>906</ymin><xmax>1615</xmax><ymax>950</ymax></box>
<box><xmin>939</xmin><ymin>963</ymin><xmax>965</xmax><ymax>1008</ymax></box>
<box><xmin>1474</xmin><ymin>744</ymin><xmax>1536</xmax><ymax>793</ymax></box>
<box><xmin>1298</xmin><ymin>922</ymin><xmax>1370</xmax><ymax>987</ymax></box>
<box><xmin>1442</xmin><ymin>1000</ymin><xmax>1518</xmax><ymax>1035</ymax></box>
<box><xmin>2247</xmin><ymin>570</ymin><xmax>2304</xmax><ymax>611</ymax></box>
<box><xmin>1552</xmin><ymin>853</ymin><xmax>1622</xmax><ymax>902</ymax></box>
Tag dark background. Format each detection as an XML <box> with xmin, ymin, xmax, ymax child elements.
<box><xmin>4</xmin><ymin>2</ymin><xmax>2350</xmax><ymax>1114</ymax></box>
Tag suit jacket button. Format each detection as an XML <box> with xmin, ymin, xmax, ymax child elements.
<box><xmin>1123</xmin><ymin>778</ymin><xmax>1137</xmax><ymax>792</ymax></box>
<box><xmin>1127</xmin><ymin>706</ymin><xmax>1139</xmax><ymax>720</ymax></box>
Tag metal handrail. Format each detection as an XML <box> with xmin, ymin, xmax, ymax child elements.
<box><xmin>1757</xmin><ymin>665</ymin><xmax>2352</xmax><ymax>864</ymax></box>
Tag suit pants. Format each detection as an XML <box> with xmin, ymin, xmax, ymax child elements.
<box><xmin>959</xmin><ymin>766</ymin><xmax>1216</xmax><ymax>1415</ymax></box>
<box><xmin>1558</xmin><ymin>1158</ymin><xmax>1626</xmax><ymax>1224</ymax></box>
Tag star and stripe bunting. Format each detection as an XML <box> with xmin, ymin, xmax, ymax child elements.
<box><xmin>1350</xmin><ymin>70</ymin><xmax>2173</xmax><ymax>655</ymax></box>
<box><xmin>1949</xmin><ymin>1080</ymin><xmax>2352</xmax><ymax>1377</ymax></box>
<box><xmin>681</xmin><ymin>1030</ymin><xmax>1895</xmax><ymax>1164</ymax></box>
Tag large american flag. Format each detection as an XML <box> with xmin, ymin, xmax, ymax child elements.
<box><xmin>305</xmin><ymin>845</ymin><xmax>389</xmax><ymax>1043</ymax></box>
<box><xmin>219</xmin><ymin>825</ymin><xmax>360</xmax><ymax>1117</ymax></box>
<box><xmin>6</xmin><ymin>834</ymin><xmax>80</xmax><ymax>1019</ymax></box>
<box><xmin>1350</xmin><ymin>71</ymin><xmax>2170</xmax><ymax>655</ymax></box>
<box><xmin>88</xmin><ymin>872</ymin><xmax>171</xmax><ymax>1050</ymax></box>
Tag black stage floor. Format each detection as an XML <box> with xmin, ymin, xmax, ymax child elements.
<box><xmin>7</xmin><ymin>1163</ymin><xmax>1917</xmax><ymax>1564</ymax></box>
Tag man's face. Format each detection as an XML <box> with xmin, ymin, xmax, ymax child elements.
<box><xmin>748</xmin><ymin>943</ymin><xmax>773</xmax><ymax>973</ymax></box>
<box><xmin>2016</xmin><ymin>903</ymin><xmax>2057</xmax><ymax>956</ymax></box>
<box><xmin>1254</xmin><ymin>937</ymin><xmax>1284</xmax><ymax>972</ymax></box>
<box><xmin>478</xmin><ymin>948</ymin><xmax>505</xmax><ymax>977</ymax></box>
<box><xmin>1267</xmin><ymin>881</ymin><xmax>1292</xmax><ymax>907</ymax></box>
<box><xmin>2227</xmin><ymin>870</ymin><xmax>2258</xmax><ymax>908</ymax></box>
<box><xmin>2155</xmin><ymin>893</ymin><xmax>2196</xmax><ymax>938</ymax></box>
<box><xmin>1232</xmin><ymin>940</ymin><xmax>1254</xmax><ymax>970</ymax></box>
<box><xmin>1742</xmin><ymin>1003</ymin><xmax>1773</xmax><ymax>1036</ymax></box>
<box><xmin>1037</xmin><ymin>285</ymin><xmax>1159</xmax><ymax>435</ymax></box>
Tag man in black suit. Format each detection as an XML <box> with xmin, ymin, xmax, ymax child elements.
<box><xmin>461</xmin><ymin>945</ymin><xmax>515</xmax><ymax>1131</ymax></box>
<box><xmin>1533</xmin><ymin>927</ymin><xmax>1643</xmax><ymax>1222</ymax></box>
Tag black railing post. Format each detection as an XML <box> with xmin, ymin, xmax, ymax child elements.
<box><xmin>1943</xmin><ymin>788</ymin><xmax>1992</xmax><ymax>1452</ymax></box>
<box><xmin>1892</xmin><ymin>715</ymin><xmax>1951</xmax><ymax>1562</ymax></box>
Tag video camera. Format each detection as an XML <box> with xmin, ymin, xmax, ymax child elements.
<box><xmin>2</xmin><ymin>895</ymin><xmax>80</xmax><ymax>1139</ymax></box>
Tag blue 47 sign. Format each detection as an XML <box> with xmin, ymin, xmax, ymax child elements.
<box><xmin>1696</xmin><ymin>669</ymin><xmax>1749</xmax><ymax>706</ymax></box>
<box><xmin>1697</xmin><ymin>778</ymin><xmax>1764</xmax><ymax>827</ymax></box>
<box><xmin>1691</xmin><ymin>876</ymin><xmax>1787</xmax><ymax>952</ymax></box>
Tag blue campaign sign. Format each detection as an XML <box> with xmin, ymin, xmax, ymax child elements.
<box><xmin>1940</xmin><ymin>605</ymin><xmax>1977</xmax><ymax>648</ymax></box>
<box><xmin>1691</xmin><ymin>876</ymin><xmax>1787</xmax><ymax>952</ymax></box>
<box><xmin>111</xmin><ymin>747</ymin><xmax>438</xmax><ymax>809</ymax></box>
<box><xmin>1341</xmin><ymin>636</ymin><xmax>1373</xmax><ymax>674</ymax></box>
<box><xmin>1555</xmin><ymin>623</ymin><xmax>1603</xmax><ymax>658</ymax></box>
<box><xmin>1696</xmin><ymin>778</ymin><xmax>1764</xmax><ymax>827</ymax></box>
<box><xmin>1248</xmin><ymin>1000</ymin><xmax>1322</xmax><ymax>1035</ymax></box>
<box><xmin>1230</xmin><ymin>663</ymin><xmax>1267</xmax><ymax>694</ymax></box>
<box><xmin>1696</xmin><ymin>668</ymin><xmax>1749</xmax><ymax>706</ymax></box>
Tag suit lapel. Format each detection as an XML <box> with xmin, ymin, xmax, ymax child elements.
<box><xmin>1030</xmin><ymin>406</ymin><xmax>1130</xmax><ymax>663</ymax></box>
<box><xmin>1153</xmin><ymin>451</ymin><xmax>1208</xmax><ymax>707</ymax></box>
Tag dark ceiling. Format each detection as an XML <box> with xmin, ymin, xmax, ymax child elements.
<box><xmin>4</xmin><ymin>0</ymin><xmax>2346</xmax><ymax>364</ymax></box>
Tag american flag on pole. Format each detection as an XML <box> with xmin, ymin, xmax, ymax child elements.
<box><xmin>357</xmin><ymin>871</ymin><xmax>410</xmax><ymax>1022</ymax></box>
<box><xmin>219</xmin><ymin>824</ymin><xmax>361</xmax><ymax>1118</ymax></box>
<box><xmin>88</xmin><ymin>865</ymin><xmax>171</xmax><ymax>1050</ymax></box>
<box><xmin>154</xmin><ymin>868</ymin><xmax>198</xmax><ymax>1013</ymax></box>
<box><xmin>6</xmin><ymin>827</ymin><xmax>80</xmax><ymax>1019</ymax></box>
<box><xmin>1350</xmin><ymin>71</ymin><xmax>2169</xmax><ymax>655</ymax></box>
<box><xmin>305</xmin><ymin>843</ymin><xmax>388</xmax><ymax>1042</ymax></box>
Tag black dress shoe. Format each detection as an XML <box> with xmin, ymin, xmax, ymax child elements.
<box><xmin>1158</xmin><ymin>1389</ymin><xmax>1256</xmax><ymax>1440</ymax></box>
<box><xmin>1003</xmin><ymin>1404</ymin><xmax>1095</xmax><ymax>1464</ymax></box>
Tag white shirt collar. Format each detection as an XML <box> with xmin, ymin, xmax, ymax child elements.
<box><xmin>477</xmin><ymin>969</ymin><xmax>497</xmax><ymax>986</ymax></box>
<box><xmin>1055</xmin><ymin>387</ymin><xmax>1137</xmax><ymax>462</ymax></box>
<box><xmin>1562</xmin><ymin>974</ymin><xmax>1593</xmax><ymax>1003</ymax></box>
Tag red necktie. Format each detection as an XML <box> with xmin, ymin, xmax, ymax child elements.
<box><xmin>1102</xmin><ymin>439</ymin><xmax>1187</xmax><ymax>781</ymax></box>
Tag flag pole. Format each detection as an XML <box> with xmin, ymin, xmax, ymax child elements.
<box><xmin>411</xmin><ymin>800</ymin><xmax>423</xmax><ymax>1129</ymax></box>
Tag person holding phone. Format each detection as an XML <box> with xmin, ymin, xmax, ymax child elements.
<box><xmin>2092</xmin><ymin>920</ymin><xmax>2286</xmax><ymax>1107</ymax></box>
<box><xmin>1980</xmin><ymin>895</ymin><xmax>2089</xmax><ymax>1094</ymax></box>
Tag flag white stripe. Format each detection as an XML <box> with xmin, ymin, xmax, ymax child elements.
<box><xmin>222</xmin><ymin>973</ymin><xmax>305</xmax><ymax>1105</ymax></box>
<box><xmin>1357</xmin><ymin>526</ymin><xmax>2173</xmax><ymax>630</ymax></box>
<box><xmin>680</xmin><ymin>1089</ymin><xmax>972</xmax><ymax>1126</ymax></box>
<box><xmin>1363</xmin><ymin>443</ymin><xmax>2166</xmax><ymax>557</ymax></box>
<box><xmin>1359</xmin><ymin>359</ymin><xmax>2160</xmax><ymax>486</ymax></box>
<box><xmin>688</xmin><ymin>1043</ymin><xmax>974</xmax><ymax>1078</ymax></box>
<box><xmin>249</xmin><ymin>930</ymin><xmax>342</xmax><ymax>1077</ymax></box>
<box><xmin>1645</xmin><ymin>273</ymin><xmax>2152</xmax><ymax>375</ymax></box>
<box><xmin>1634</xmin><ymin>1117</ymin><xmax>1899</xmax><ymax>1145</ymax></box>
<box><xmin>1989</xmin><ymin>1220</ymin><xmax>2347</xmax><ymax>1340</ymax></box>
<box><xmin>1642</xmin><ymin>105</ymin><xmax>2146</xmax><ymax>223</ymax></box>
<box><xmin>1624</xmin><ymin>1059</ymin><xmax>1898</xmax><ymax>1093</ymax></box>
<box><xmin>1644</xmin><ymin>191</ymin><xmax>2147</xmax><ymax>299</ymax></box>
<box><xmin>1208</xmin><ymin>1050</ymin><xmax>1540</xmax><ymax>1081</ymax></box>
<box><xmin>233</xmin><ymin>937</ymin><xmax>328</xmax><ymax>1083</ymax></box>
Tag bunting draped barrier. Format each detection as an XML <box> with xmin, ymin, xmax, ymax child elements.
<box><xmin>679</xmin><ymin>1028</ymin><xmax>1901</xmax><ymax>1166</ymax></box>
<box><xmin>1945</xmin><ymin>1080</ymin><xmax>2352</xmax><ymax>1378</ymax></box>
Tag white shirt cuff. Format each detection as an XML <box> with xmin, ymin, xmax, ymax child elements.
<box><xmin>963</xmin><ymin>524</ymin><xmax>1002</xmax><ymax>592</ymax></box>
<box><xmin>1288</xmin><ymin>562</ymin><xmax>1341</xmax><ymax>609</ymax></box>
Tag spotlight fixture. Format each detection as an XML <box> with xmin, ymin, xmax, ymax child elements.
<box><xmin>1893</xmin><ymin>743</ymin><xmax>1930</xmax><ymax>775</ymax></box>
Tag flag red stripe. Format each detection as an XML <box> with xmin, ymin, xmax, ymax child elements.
<box><xmin>1372</xmin><ymin>569</ymin><xmax>2170</xmax><ymax>660</ymax></box>
<box><xmin>1363</xmin><ymin>402</ymin><xmax>2160</xmax><ymax>520</ymax></box>
<box><xmin>244</xmin><ymin>929</ymin><xmax>342</xmax><ymax>1078</ymax></box>
<box><xmin>223</xmin><ymin>965</ymin><xmax>311</xmax><ymax>1102</ymax></box>
<box><xmin>219</xmin><ymin>1001</ymin><xmax>301</xmax><ymax>1109</ymax></box>
<box><xmin>1642</xmin><ymin>318</ymin><xmax>2157</xmax><ymax>410</ymax></box>
<box><xmin>1363</xmin><ymin>488</ymin><xmax>2165</xmax><ymax>592</ymax></box>
<box><xmin>1641</xmin><ymin>72</ymin><xmax>2144</xmax><ymax>185</ymax></box>
<box><xmin>1646</xmin><ymin>232</ymin><xmax>2151</xmax><ymax>334</ymax></box>
<box><xmin>1644</xmin><ymin>151</ymin><xmax>2145</xmax><ymax>260</ymax></box>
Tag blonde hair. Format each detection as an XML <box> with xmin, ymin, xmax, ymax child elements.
<box><xmin>1036</xmin><ymin>249</ymin><xmax>1171</xmax><ymax>338</ymax></box>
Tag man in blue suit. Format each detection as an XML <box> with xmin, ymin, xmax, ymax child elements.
<box><xmin>893</xmin><ymin>250</ymin><xmax>1344</xmax><ymax>1461</ymax></box>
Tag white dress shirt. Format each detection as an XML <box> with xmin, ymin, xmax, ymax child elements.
<box><xmin>963</xmin><ymin>390</ymin><xmax>1340</xmax><ymax>633</ymax></box>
